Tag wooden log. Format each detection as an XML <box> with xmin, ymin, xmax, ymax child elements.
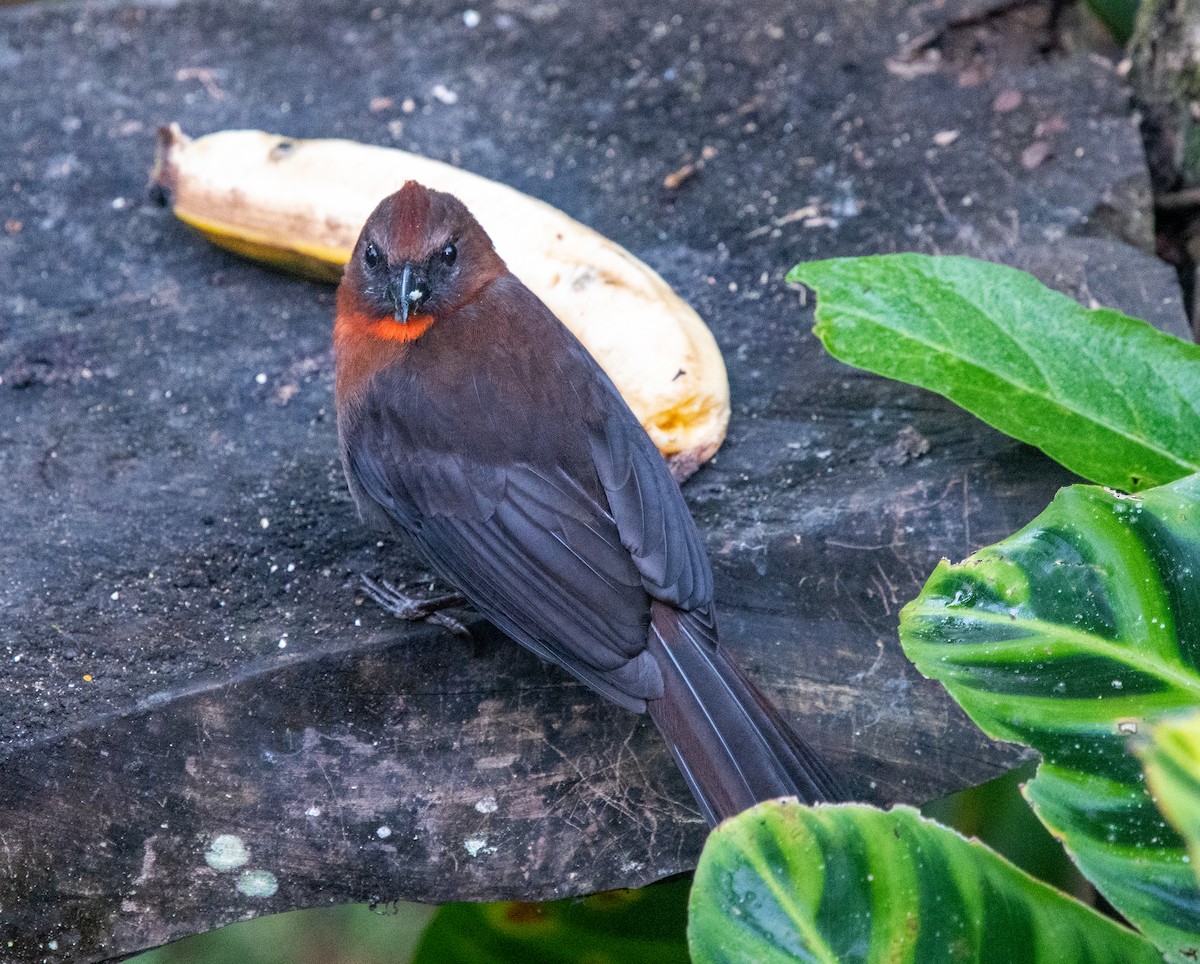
<box><xmin>0</xmin><ymin>0</ymin><xmax>1187</xmax><ymax>959</ymax></box>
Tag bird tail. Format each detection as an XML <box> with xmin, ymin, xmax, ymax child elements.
<box><xmin>645</xmin><ymin>601</ymin><xmax>843</xmax><ymax>826</ymax></box>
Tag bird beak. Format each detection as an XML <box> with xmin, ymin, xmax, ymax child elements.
<box><xmin>390</xmin><ymin>262</ymin><xmax>430</xmax><ymax>325</ymax></box>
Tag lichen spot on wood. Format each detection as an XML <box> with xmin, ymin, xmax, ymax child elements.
<box><xmin>204</xmin><ymin>833</ymin><xmax>249</xmax><ymax>871</ymax></box>
<box><xmin>464</xmin><ymin>836</ymin><xmax>496</xmax><ymax>857</ymax></box>
<box><xmin>236</xmin><ymin>869</ymin><xmax>279</xmax><ymax>898</ymax></box>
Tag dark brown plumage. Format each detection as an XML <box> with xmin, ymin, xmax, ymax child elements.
<box><xmin>334</xmin><ymin>181</ymin><xmax>840</xmax><ymax>825</ymax></box>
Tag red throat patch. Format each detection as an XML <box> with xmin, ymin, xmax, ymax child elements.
<box><xmin>336</xmin><ymin>309</ymin><xmax>434</xmax><ymax>345</ymax></box>
<box><xmin>392</xmin><ymin>181</ymin><xmax>433</xmax><ymax>253</ymax></box>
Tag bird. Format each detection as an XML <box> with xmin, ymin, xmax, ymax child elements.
<box><xmin>333</xmin><ymin>180</ymin><xmax>841</xmax><ymax>826</ymax></box>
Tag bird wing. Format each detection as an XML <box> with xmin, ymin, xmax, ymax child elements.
<box><xmin>589</xmin><ymin>400</ymin><xmax>714</xmax><ymax>614</ymax></box>
<box><xmin>343</xmin><ymin>377</ymin><xmax>667</xmax><ymax>711</ymax></box>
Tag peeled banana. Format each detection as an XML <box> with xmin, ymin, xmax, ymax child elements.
<box><xmin>150</xmin><ymin>125</ymin><xmax>730</xmax><ymax>474</ymax></box>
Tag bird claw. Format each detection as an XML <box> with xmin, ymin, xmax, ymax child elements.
<box><xmin>359</xmin><ymin>576</ymin><xmax>471</xmax><ymax>636</ymax></box>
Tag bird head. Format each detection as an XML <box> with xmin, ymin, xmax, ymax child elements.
<box><xmin>338</xmin><ymin>181</ymin><xmax>505</xmax><ymax>341</ymax></box>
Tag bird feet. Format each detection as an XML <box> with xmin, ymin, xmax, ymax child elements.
<box><xmin>359</xmin><ymin>576</ymin><xmax>470</xmax><ymax>636</ymax></box>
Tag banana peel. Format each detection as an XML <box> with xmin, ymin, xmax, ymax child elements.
<box><xmin>150</xmin><ymin>125</ymin><xmax>730</xmax><ymax>475</ymax></box>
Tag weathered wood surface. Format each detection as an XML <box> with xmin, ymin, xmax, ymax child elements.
<box><xmin>0</xmin><ymin>0</ymin><xmax>1188</xmax><ymax>959</ymax></box>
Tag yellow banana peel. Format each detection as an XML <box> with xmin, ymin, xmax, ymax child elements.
<box><xmin>151</xmin><ymin>125</ymin><xmax>730</xmax><ymax>474</ymax></box>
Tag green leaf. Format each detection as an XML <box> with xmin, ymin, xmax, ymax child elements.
<box><xmin>687</xmin><ymin>800</ymin><xmax>1159</xmax><ymax>964</ymax></box>
<box><xmin>1083</xmin><ymin>0</ymin><xmax>1138</xmax><ymax>44</ymax></box>
<box><xmin>901</xmin><ymin>473</ymin><xmax>1200</xmax><ymax>961</ymax></box>
<box><xmin>787</xmin><ymin>253</ymin><xmax>1200</xmax><ymax>492</ymax></box>
<box><xmin>1138</xmin><ymin>710</ymin><xmax>1200</xmax><ymax>886</ymax></box>
<box><xmin>412</xmin><ymin>878</ymin><xmax>691</xmax><ymax>964</ymax></box>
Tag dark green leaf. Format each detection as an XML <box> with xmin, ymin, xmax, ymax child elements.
<box><xmin>125</xmin><ymin>903</ymin><xmax>435</xmax><ymax>964</ymax></box>
<box><xmin>688</xmin><ymin>800</ymin><xmax>1159</xmax><ymax>964</ymax></box>
<box><xmin>412</xmin><ymin>878</ymin><xmax>691</xmax><ymax>964</ymax></box>
<box><xmin>787</xmin><ymin>254</ymin><xmax>1200</xmax><ymax>492</ymax></box>
<box><xmin>1083</xmin><ymin>0</ymin><xmax>1138</xmax><ymax>44</ymax></box>
<box><xmin>922</xmin><ymin>762</ymin><xmax>1087</xmax><ymax>892</ymax></box>
<box><xmin>901</xmin><ymin>473</ymin><xmax>1200</xmax><ymax>961</ymax></box>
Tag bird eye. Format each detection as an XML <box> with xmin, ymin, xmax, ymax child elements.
<box><xmin>364</xmin><ymin>243</ymin><xmax>381</xmax><ymax>269</ymax></box>
<box><xmin>441</xmin><ymin>242</ymin><xmax>457</xmax><ymax>266</ymax></box>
